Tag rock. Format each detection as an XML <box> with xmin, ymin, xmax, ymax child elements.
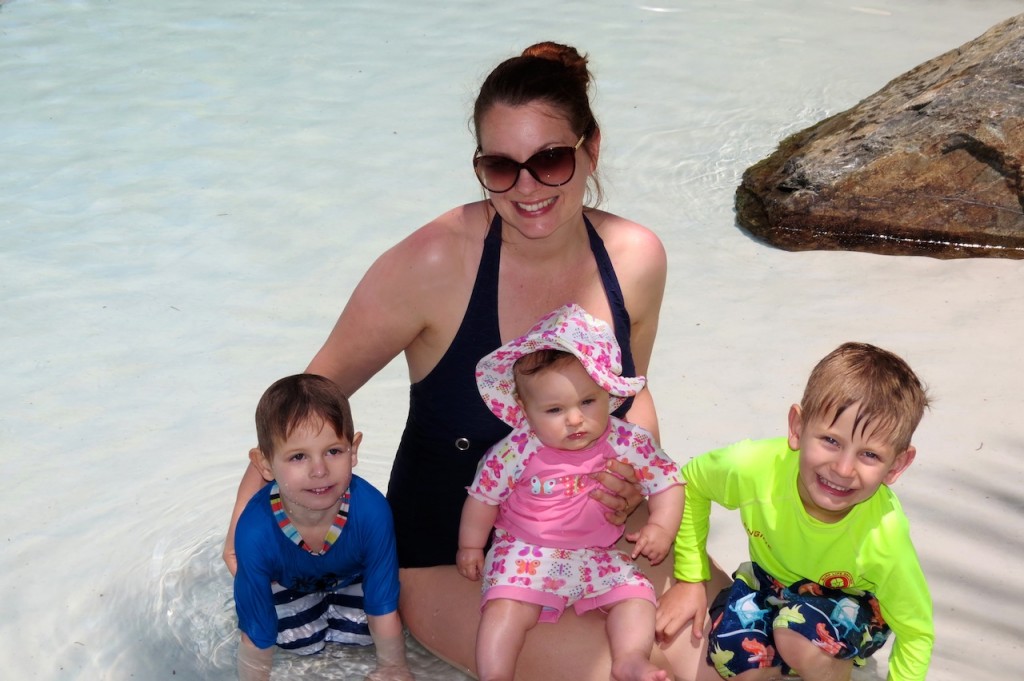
<box><xmin>736</xmin><ymin>14</ymin><xmax>1024</xmax><ymax>259</ymax></box>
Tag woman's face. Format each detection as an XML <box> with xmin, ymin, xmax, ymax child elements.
<box><xmin>476</xmin><ymin>101</ymin><xmax>597</xmax><ymax>242</ymax></box>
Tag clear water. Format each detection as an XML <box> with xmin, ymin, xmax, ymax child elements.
<box><xmin>2</xmin><ymin>0</ymin><xmax>1023</xmax><ymax>679</ymax></box>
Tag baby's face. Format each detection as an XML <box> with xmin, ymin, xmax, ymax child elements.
<box><xmin>788</xmin><ymin>403</ymin><xmax>915</xmax><ymax>523</ymax></box>
<box><xmin>516</xmin><ymin>359</ymin><xmax>610</xmax><ymax>451</ymax></box>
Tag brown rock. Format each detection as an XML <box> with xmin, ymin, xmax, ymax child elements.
<box><xmin>736</xmin><ymin>13</ymin><xmax>1024</xmax><ymax>259</ymax></box>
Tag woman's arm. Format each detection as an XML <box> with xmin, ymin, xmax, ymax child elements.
<box><xmin>591</xmin><ymin>215</ymin><xmax>668</xmax><ymax>519</ymax></box>
<box><xmin>223</xmin><ymin>245</ymin><xmax>428</xmax><ymax>573</ymax></box>
<box><xmin>306</xmin><ymin>227</ymin><xmax>446</xmax><ymax>391</ymax></box>
<box><xmin>307</xmin><ymin>206</ymin><xmax>481</xmax><ymax>390</ymax></box>
<box><xmin>223</xmin><ymin>260</ymin><xmax>427</xmax><ymax>571</ymax></box>
<box><xmin>616</xmin><ymin>219</ymin><xmax>667</xmax><ymax>439</ymax></box>
<box><xmin>223</xmin><ymin>459</ymin><xmax>270</xmax><ymax>576</ymax></box>
<box><xmin>224</xmin><ymin>209</ymin><xmax>479</xmax><ymax>573</ymax></box>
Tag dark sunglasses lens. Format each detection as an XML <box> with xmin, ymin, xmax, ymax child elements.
<box><xmin>527</xmin><ymin>147</ymin><xmax>575</xmax><ymax>185</ymax></box>
<box><xmin>475</xmin><ymin>156</ymin><xmax>519</xmax><ymax>192</ymax></box>
<box><xmin>473</xmin><ymin>146</ymin><xmax>578</xmax><ymax>192</ymax></box>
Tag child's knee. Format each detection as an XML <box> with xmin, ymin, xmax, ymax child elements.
<box><xmin>772</xmin><ymin>626</ymin><xmax>811</xmax><ymax>659</ymax></box>
<box><xmin>773</xmin><ymin>628</ymin><xmax>853</xmax><ymax>679</ymax></box>
<box><xmin>482</xmin><ymin>598</ymin><xmax>544</xmax><ymax>629</ymax></box>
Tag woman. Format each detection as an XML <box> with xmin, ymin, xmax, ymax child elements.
<box><xmin>226</xmin><ymin>42</ymin><xmax>713</xmax><ymax>679</ymax></box>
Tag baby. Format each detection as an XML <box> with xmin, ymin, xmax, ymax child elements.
<box><xmin>458</xmin><ymin>303</ymin><xmax>684</xmax><ymax>681</ymax></box>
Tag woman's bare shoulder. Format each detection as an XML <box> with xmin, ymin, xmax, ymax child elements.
<box><xmin>376</xmin><ymin>202</ymin><xmax>489</xmax><ymax>281</ymax></box>
<box><xmin>587</xmin><ymin>209</ymin><xmax>667</xmax><ymax>271</ymax></box>
<box><xmin>588</xmin><ymin>209</ymin><xmax>665</xmax><ymax>254</ymax></box>
<box><xmin>585</xmin><ymin>210</ymin><xmax>666</xmax><ymax>355</ymax></box>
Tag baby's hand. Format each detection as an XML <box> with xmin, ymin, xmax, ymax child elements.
<box><xmin>625</xmin><ymin>523</ymin><xmax>674</xmax><ymax>565</ymax></box>
<box><xmin>456</xmin><ymin>547</ymin><xmax>484</xmax><ymax>581</ymax></box>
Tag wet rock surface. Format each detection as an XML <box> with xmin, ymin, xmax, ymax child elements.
<box><xmin>736</xmin><ymin>13</ymin><xmax>1024</xmax><ymax>259</ymax></box>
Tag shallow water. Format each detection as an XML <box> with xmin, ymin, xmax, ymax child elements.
<box><xmin>3</xmin><ymin>0</ymin><xmax>1024</xmax><ymax>679</ymax></box>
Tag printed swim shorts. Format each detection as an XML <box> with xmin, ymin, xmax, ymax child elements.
<box><xmin>706</xmin><ymin>562</ymin><xmax>890</xmax><ymax>676</ymax></box>
<box><xmin>272</xmin><ymin>580</ymin><xmax>372</xmax><ymax>654</ymax></box>
<box><xmin>480</xmin><ymin>529</ymin><xmax>655</xmax><ymax>623</ymax></box>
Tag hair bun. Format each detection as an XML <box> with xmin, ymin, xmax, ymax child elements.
<box><xmin>522</xmin><ymin>41</ymin><xmax>589</xmax><ymax>84</ymax></box>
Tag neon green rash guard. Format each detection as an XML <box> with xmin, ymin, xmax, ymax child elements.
<box><xmin>674</xmin><ymin>437</ymin><xmax>933</xmax><ymax>681</ymax></box>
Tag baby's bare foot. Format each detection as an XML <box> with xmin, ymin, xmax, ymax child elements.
<box><xmin>611</xmin><ymin>653</ymin><xmax>672</xmax><ymax>681</ymax></box>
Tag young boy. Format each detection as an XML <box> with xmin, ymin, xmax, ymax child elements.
<box><xmin>458</xmin><ymin>303</ymin><xmax>684</xmax><ymax>681</ymax></box>
<box><xmin>657</xmin><ymin>342</ymin><xmax>933</xmax><ymax>681</ymax></box>
<box><xmin>233</xmin><ymin>373</ymin><xmax>412</xmax><ymax>681</ymax></box>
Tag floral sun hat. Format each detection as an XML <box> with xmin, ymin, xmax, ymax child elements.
<box><xmin>475</xmin><ymin>302</ymin><xmax>647</xmax><ymax>428</ymax></box>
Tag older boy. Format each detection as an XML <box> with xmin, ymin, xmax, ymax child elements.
<box><xmin>657</xmin><ymin>342</ymin><xmax>933</xmax><ymax>681</ymax></box>
<box><xmin>234</xmin><ymin>374</ymin><xmax>411</xmax><ymax>681</ymax></box>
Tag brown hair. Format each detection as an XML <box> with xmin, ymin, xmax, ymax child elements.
<box><xmin>255</xmin><ymin>374</ymin><xmax>355</xmax><ymax>458</ymax></box>
<box><xmin>800</xmin><ymin>342</ymin><xmax>930</xmax><ymax>453</ymax></box>
<box><xmin>512</xmin><ymin>349</ymin><xmax>578</xmax><ymax>398</ymax></box>
<box><xmin>513</xmin><ymin>349</ymin><xmax>577</xmax><ymax>379</ymax></box>
<box><xmin>473</xmin><ymin>41</ymin><xmax>603</xmax><ymax>205</ymax></box>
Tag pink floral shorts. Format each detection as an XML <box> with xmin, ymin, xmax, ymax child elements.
<box><xmin>480</xmin><ymin>529</ymin><xmax>655</xmax><ymax>623</ymax></box>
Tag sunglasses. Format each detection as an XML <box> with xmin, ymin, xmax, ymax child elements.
<box><xmin>473</xmin><ymin>135</ymin><xmax>586</xmax><ymax>193</ymax></box>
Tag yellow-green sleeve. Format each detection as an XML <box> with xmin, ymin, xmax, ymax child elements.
<box><xmin>673</xmin><ymin>455</ymin><xmax>713</xmax><ymax>581</ymax></box>
<box><xmin>866</xmin><ymin>505</ymin><xmax>934</xmax><ymax>681</ymax></box>
<box><xmin>673</xmin><ymin>438</ymin><xmax>780</xmax><ymax>582</ymax></box>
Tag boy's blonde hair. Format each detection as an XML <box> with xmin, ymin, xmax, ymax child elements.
<box><xmin>255</xmin><ymin>374</ymin><xmax>355</xmax><ymax>458</ymax></box>
<box><xmin>801</xmin><ymin>342</ymin><xmax>929</xmax><ymax>453</ymax></box>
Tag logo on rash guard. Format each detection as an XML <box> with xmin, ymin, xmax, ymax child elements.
<box><xmin>819</xmin><ymin>571</ymin><xmax>853</xmax><ymax>589</ymax></box>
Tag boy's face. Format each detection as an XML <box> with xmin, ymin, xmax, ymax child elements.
<box><xmin>251</xmin><ymin>418</ymin><xmax>361</xmax><ymax>520</ymax></box>
<box><xmin>516</xmin><ymin>359</ymin><xmax>610</xmax><ymax>451</ymax></box>
<box><xmin>788</xmin><ymin>402</ymin><xmax>915</xmax><ymax>523</ymax></box>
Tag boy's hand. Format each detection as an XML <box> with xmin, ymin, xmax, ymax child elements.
<box><xmin>655</xmin><ymin>580</ymin><xmax>708</xmax><ymax>645</ymax></box>
<box><xmin>456</xmin><ymin>547</ymin><xmax>484</xmax><ymax>581</ymax></box>
<box><xmin>237</xmin><ymin>633</ymin><xmax>273</xmax><ymax>681</ymax></box>
<box><xmin>366</xmin><ymin>613</ymin><xmax>413</xmax><ymax>680</ymax></box>
<box><xmin>625</xmin><ymin>523</ymin><xmax>674</xmax><ymax>565</ymax></box>
<box><xmin>366</xmin><ymin>665</ymin><xmax>414</xmax><ymax>681</ymax></box>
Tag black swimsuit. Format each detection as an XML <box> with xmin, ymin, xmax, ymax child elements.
<box><xmin>386</xmin><ymin>213</ymin><xmax>636</xmax><ymax>568</ymax></box>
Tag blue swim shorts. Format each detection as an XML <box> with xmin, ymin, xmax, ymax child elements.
<box><xmin>706</xmin><ymin>562</ymin><xmax>890</xmax><ymax>676</ymax></box>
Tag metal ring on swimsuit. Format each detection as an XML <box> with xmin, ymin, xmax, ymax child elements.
<box><xmin>455</xmin><ymin>437</ymin><xmax>470</xmax><ymax>451</ymax></box>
